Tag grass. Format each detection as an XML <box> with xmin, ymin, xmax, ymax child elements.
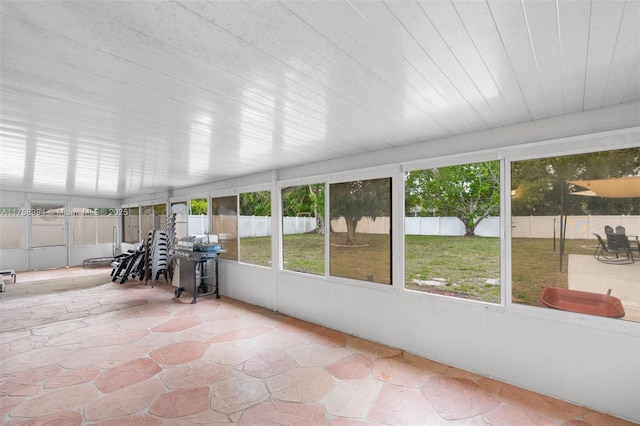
<box><xmin>511</xmin><ymin>237</ymin><xmax>593</xmax><ymax>306</ymax></box>
<box><xmin>330</xmin><ymin>233</ymin><xmax>391</xmax><ymax>284</ymax></box>
<box><xmin>237</xmin><ymin>234</ymin><xmax>596</xmax><ymax>306</ymax></box>
<box><xmin>238</xmin><ymin>236</ymin><xmax>270</xmax><ymax>267</ymax></box>
<box><xmin>283</xmin><ymin>234</ymin><xmax>324</xmax><ymax>275</ymax></box>
<box><xmin>404</xmin><ymin>235</ymin><xmax>500</xmax><ymax>303</ymax></box>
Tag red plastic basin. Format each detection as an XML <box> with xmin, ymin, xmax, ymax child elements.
<box><xmin>540</xmin><ymin>287</ymin><xmax>625</xmax><ymax>318</ymax></box>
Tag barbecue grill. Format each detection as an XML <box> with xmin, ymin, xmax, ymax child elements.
<box><xmin>169</xmin><ymin>235</ymin><xmax>221</xmax><ymax>304</ymax></box>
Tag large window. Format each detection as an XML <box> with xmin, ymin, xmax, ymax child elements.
<box><xmin>282</xmin><ymin>183</ymin><xmax>325</xmax><ymax>275</ymax></box>
<box><xmin>511</xmin><ymin>148</ymin><xmax>640</xmax><ymax>322</ymax></box>
<box><xmin>72</xmin><ymin>208</ymin><xmax>118</xmax><ymax>246</ymax></box>
<box><xmin>123</xmin><ymin>207</ymin><xmax>139</xmax><ymax>243</ymax></box>
<box><xmin>139</xmin><ymin>203</ymin><xmax>168</xmax><ymax>238</ymax></box>
<box><xmin>97</xmin><ymin>211</ymin><xmax>118</xmax><ymax>245</ymax></box>
<box><xmin>189</xmin><ymin>198</ymin><xmax>208</xmax><ymax>235</ymax></box>
<box><xmin>404</xmin><ymin>161</ymin><xmax>501</xmax><ymax>303</ymax></box>
<box><xmin>0</xmin><ymin>207</ymin><xmax>22</xmax><ymax>249</ymax></box>
<box><xmin>140</xmin><ymin>205</ymin><xmax>153</xmax><ymax>239</ymax></box>
<box><xmin>211</xmin><ymin>196</ymin><xmax>238</xmax><ymax>261</ymax></box>
<box><xmin>73</xmin><ymin>208</ymin><xmax>97</xmax><ymax>245</ymax></box>
<box><xmin>239</xmin><ymin>190</ymin><xmax>271</xmax><ymax>267</ymax></box>
<box><xmin>153</xmin><ymin>203</ymin><xmax>167</xmax><ymax>230</ymax></box>
<box><xmin>31</xmin><ymin>204</ymin><xmax>65</xmax><ymax>247</ymax></box>
<box><xmin>330</xmin><ymin>178</ymin><xmax>391</xmax><ymax>284</ymax></box>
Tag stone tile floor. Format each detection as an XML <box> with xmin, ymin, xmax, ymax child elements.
<box><xmin>0</xmin><ymin>268</ymin><xmax>637</xmax><ymax>425</ymax></box>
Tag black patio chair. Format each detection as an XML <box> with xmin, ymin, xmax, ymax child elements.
<box><xmin>615</xmin><ymin>225</ymin><xmax>640</xmax><ymax>255</ymax></box>
<box><xmin>593</xmin><ymin>233</ymin><xmax>634</xmax><ymax>264</ymax></box>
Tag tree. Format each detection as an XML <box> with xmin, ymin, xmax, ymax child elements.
<box><xmin>239</xmin><ymin>191</ymin><xmax>271</xmax><ymax>216</ymax></box>
<box><xmin>330</xmin><ymin>178</ymin><xmax>390</xmax><ymax>245</ymax></box>
<box><xmin>405</xmin><ymin>161</ymin><xmax>500</xmax><ymax>236</ymax></box>
<box><xmin>154</xmin><ymin>204</ymin><xmax>166</xmax><ymax>216</ymax></box>
<box><xmin>189</xmin><ymin>198</ymin><xmax>208</xmax><ymax>215</ymax></box>
<box><xmin>511</xmin><ymin>148</ymin><xmax>640</xmax><ymax>216</ymax></box>
<box><xmin>282</xmin><ymin>184</ymin><xmax>326</xmax><ymax>234</ymax></box>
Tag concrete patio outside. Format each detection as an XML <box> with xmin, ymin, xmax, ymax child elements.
<box><xmin>568</xmin><ymin>254</ymin><xmax>640</xmax><ymax>322</ymax></box>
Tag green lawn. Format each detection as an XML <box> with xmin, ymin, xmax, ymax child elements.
<box><xmin>511</xmin><ymin>237</ymin><xmax>593</xmax><ymax>306</ymax></box>
<box><xmin>404</xmin><ymin>235</ymin><xmax>500</xmax><ymax>303</ymax></box>
<box><xmin>239</xmin><ymin>234</ymin><xmax>594</xmax><ymax>306</ymax></box>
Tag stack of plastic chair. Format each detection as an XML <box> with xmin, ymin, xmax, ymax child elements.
<box><xmin>164</xmin><ymin>213</ymin><xmax>176</xmax><ymax>251</ymax></box>
<box><xmin>163</xmin><ymin>213</ymin><xmax>177</xmax><ymax>282</ymax></box>
<box><xmin>150</xmin><ymin>230</ymin><xmax>169</xmax><ymax>282</ymax></box>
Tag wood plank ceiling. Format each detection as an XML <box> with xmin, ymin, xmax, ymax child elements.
<box><xmin>1</xmin><ymin>1</ymin><xmax>638</xmax><ymax>199</ymax></box>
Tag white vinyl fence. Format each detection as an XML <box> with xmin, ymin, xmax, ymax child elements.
<box><xmin>404</xmin><ymin>216</ymin><xmax>499</xmax><ymax>237</ymax></box>
<box><xmin>188</xmin><ymin>215</ymin><xmax>317</xmax><ymax>237</ymax></box>
<box><xmin>512</xmin><ymin>215</ymin><xmax>640</xmax><ymax>239</ymax></box>
<box><xmin>3</xmin><ymin>214</ymin><xmax>639</xmax><ymax>248</ymax></box>
<box><xmin>178</xmin><ymin>214</ymin><xmax>640</xmax><ymax>239</ymax></box>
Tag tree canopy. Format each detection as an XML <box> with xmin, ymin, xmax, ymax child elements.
<box><xmin>405</xmin><ymin>161</ymin><xmax>500</xmax><ymax>236</ymax></box>
<box><xmin>189</xmin><ymin>198</ymin><xmax>208</xmax><ymax>215</ymax></box>
<box><xmin>330</xmin><ymin>178</ymin><xmax>390</xmax><ymax>245</ymax></box>
<box><xmin>282</xmin><ymin>184</ymin><xmax>326</xmax><ymax>233</ymax></box>
<box><xmin>239</xmin><ymin>191</ymin><xmax>271</xmax><ymax>216</ymax></box>
<box><xmin>511</xmin><ymin>147</ymin><xmax>640</xmax><ymax>216</ymax></box>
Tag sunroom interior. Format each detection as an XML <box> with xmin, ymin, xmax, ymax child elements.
<box><xmin>1</xmin><ymin>1</ymin><xmax>639</xmax><ymax>424</ymax></box>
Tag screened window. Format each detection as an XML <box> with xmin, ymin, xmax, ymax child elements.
<box><xmin>511</xmin><ymin>148</ymin><xmax>639</xmax><ymax>322</ymax></box>
<box><xmin>0</xmin><ymin>207</ymin><xmax>22</xmax><ymax>249</ymax></box>
<box><xmin>97</xmin><ymin>213</ymin><xmax>118</xmax><ymax>245</ymax></box>
<box><xmin>330</xmin><ymin>178</ymin><xmax>391</xmax><ymax>284</ymax></box>
<box><xmin>140</xmin><ymin>205</ymin><xmax>153</xmax><ymax>238</ymax></box>
<box><xmin>73</xmin><ymin>208</ymin><xmax>97</xmax><ymax>245</ymax></box>
<box><xmin>282</xmin><ymin>183</ymin><xmax>325</xmax><ymax>275</ymax></box>
<box><xmin>123</xmin><ymin>207</ymin><xmax>139</xmax><ymax>243</ymax></box>
<box><xmin>73</xmin><ymin>208</ymin><xmax>117</xmax><ymax>245</ymax></box>
<box><xmin>31</xmin><ymin>204</ymin><xmax>65</xmax><ymax>247</ymax></box>
<box><xmin>189</xmin><ymin>198</ymin><xmax>208</xmax><ymax>235</ymax></box>
<box><xmin>211</xmin><ymin>196</ymin><xmax>238</xmax><ymax>261</ymax></box>
<box><xmin>404</xmin><ymin>161</ymin><xmax>501</xmax><ymax>303</ymax></box>
<box><xmin>239</xmin><ymin>190</ymin><xmax>271</xmax><ymax>267</ymax></box>
<box><xmin>153</xmin><ymin>203</ymin><xmax>167</xmax><ymax>230</ymax></box>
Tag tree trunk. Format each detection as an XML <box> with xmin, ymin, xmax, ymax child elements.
<box><xmin>315</xmin><ymin>214</ymin><xmax>325</xmax><ymax>235</ymax></box>
<box><xmin>464</xmin><ymin>223</ymin><xmax>475</xmax><ymax>237</ymax></box>
<box><xmin>345</xmin><ymin>217</ymin><xmax>357</xmax><ymax>245</ymax></box>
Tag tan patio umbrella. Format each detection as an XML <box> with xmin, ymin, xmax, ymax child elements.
<box><xmin>568</xmin><ymin>176</ymin><xmax>640</xmax><ymax>198</ymax></box>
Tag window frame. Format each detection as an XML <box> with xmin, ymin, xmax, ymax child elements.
<box><xmin>30</xmin><ymin>203</ymin><xmax>66</xmax><ymax>248</ymax></box>
<box><xmin>326</xmin><ymin>167</ymin><xmax>397</xmax><ymax>289</ymax></box>
<box><xmin>279</xmin><ymin>181</ymin><xmax>327</xmax><ymax>277</ymax></box>
<box><xmin>401</xmin><ymin>152</ymin><xmax>505</xmax><ymax>306</ymax></box>
<box><xmin>210</xmin><ymin>192</ymin><xmax>238</xmax><ymax>262</ymax></box>
<box><xmin>505</xmin><ymin>142</ymin><xmax>639</xmax><ymax>321</ymax></box>
<box><xmin>0</xmin><ymin>207</ymin><xmax>24</xmax><ymax>249</ymax></box>
<box><xmin>500</xmin><ymin>128</ymin><xmax>638</xmax><ymax>330</ymax></box>
<box><xmin>238</xmin><ymin>188</ymin><xmax>273</xmax><ymax>268</ymax></box>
